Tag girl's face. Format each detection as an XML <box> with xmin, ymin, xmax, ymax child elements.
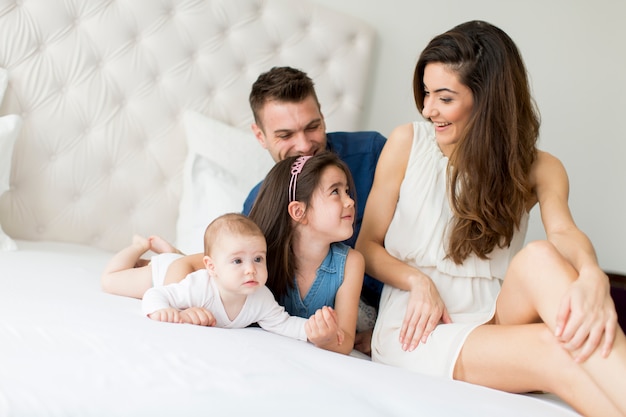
<box><xmin>304</xmin><ymin>165</ymin><xmax>355</xmax><ymax>243</ymax></box>
<box><xmin>421</xmin><ymin>62</ymin><xmax>474</xmax><ymax>157</ymax></box>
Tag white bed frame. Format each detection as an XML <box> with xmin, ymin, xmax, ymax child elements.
<box><xmin>0</xmin><ymin>1</ymin><xmax>580</xmax><ymax>415</ymax></box>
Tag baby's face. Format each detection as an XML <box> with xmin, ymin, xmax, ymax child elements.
<box><xmin>208</xmin><ymin>233</ymin><xmax>268</xmax><ymax>296</ymax></box>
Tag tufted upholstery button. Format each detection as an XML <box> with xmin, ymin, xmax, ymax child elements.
<box><xmin>0</xmin><ymin>0</ymin><xmax>375</xmax><ymax>251</ymax></box>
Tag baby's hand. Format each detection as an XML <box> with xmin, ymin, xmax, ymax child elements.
<box><xmin>148</xmin><ymin>308</ymin><xmax>182</xmax><ymax>323</ymax></box>
<box><xmin>305</xmin><ymin>306</ymin><xmax>344</xmax><ymax>346</ymax></box>
<box><xmin>180</xmin><ymin>307</ymin><xmax>216</xmax><ymax>326</ymax></box>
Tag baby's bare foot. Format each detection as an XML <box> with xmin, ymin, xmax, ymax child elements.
<box><xmin>148</xmin><ymin>235</ymin><xmax>180</xmax><ymax>254</ymax></box>
<box><xmin>132</xmin><ymin>235</ymin><xmax>151</xmax><ymax>252</ymax></box>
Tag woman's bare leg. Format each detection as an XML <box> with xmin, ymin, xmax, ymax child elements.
<box><xmin>456</xmin><ymin>323</ymin><xmax>622</xmax><ymax>417</ymax></box>
<box><xmin>454</xmin><ymin>241</ymin><xmax>626</xmax><ymax>417</ymax></box>
<box><xmin>101</xmin><ymin>235</ymin><xmax>154</xmax><ymax>299</ymax></box>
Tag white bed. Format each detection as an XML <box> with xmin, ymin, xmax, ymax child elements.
<box><xmin>0</xmin><ymin>1</ymin><xmax>580</xmax><ymax>415</ymax></box>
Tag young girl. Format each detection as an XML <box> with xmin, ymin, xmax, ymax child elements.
<box><xmin>249</xmin><ymin>151</ymin><xmax>364</xmax><ymax>354</ymax></box>
<box><xmin>162</xmin><ymin>152</ymin><xmax>364</xmax><ymax>354</ymax></box>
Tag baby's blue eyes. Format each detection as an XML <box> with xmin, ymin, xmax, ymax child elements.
<box><xmin>231</xmin><ymin>257</ymin><xmax>263</xmax><ymax>264</ymax></box>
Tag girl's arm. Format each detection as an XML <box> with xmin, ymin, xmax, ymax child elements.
<box><xmin>355</xmin><ymin>123</ymin><xmax>451</xmax><ymax>351</ymax></box>
<box><xmin>306</xmin><ymin>249</ymin><xmax>363</xmax><ymax>354</ymax></box>
<box><xmin>163</xmin><ymin>253</ymin><xmax>205</xmax><ymax>285</ymax></box>
<box><xmin>532</xmin><ymin>150</ymin><xmax>617</xmax><ymax>361</ymax></box>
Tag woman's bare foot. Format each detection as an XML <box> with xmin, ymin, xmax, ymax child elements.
<box><xmin>148</xmin><ymin>235</ymin><xmax>181</xmax><ymax>255</ymax></box>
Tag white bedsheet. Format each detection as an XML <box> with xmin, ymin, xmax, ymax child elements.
<box><xmin>0</xmin><ymin>241</ymin><xmax>579</xmax><ymax>416</ymax></box>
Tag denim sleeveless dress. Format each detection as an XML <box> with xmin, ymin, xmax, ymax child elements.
<box><xmin>281</xmin><ymin>242</ymin><xmax>349</xmax><ymax>318</ymax></box>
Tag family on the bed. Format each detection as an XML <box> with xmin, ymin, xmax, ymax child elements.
<box><xmin>101</xmin><ymin>21</ymin><xmax>626</xmax><ymax>417</ymax></box>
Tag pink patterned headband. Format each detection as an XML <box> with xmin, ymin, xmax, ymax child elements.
<box><xmin>289</xmin><ymin>155</ymin><xmax>312</xmax><ymax>202</ymax></box>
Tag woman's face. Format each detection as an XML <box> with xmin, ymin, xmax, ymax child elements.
<box><xmin>421</xmin><ymin>62</ymin><xmax>474</xmax><ymax>156</ymax></box>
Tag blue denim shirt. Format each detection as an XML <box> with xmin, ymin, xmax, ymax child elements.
<box><xmin>280</xmin><ymin>242</ymin><xmax>349</xmax><ymax>318</ymax></box>
<box><xmin>243</xmin><ymin>131</ymin><xmax>387</xmax><ymax>306</ymax></box>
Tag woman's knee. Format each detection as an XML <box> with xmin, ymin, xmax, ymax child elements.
<box><xmin>510</xmin><ymin>240</ymin><xmax>574</xmax><ymax>281</ymax></box>
<box><xmin>516</xmin><ymin>240</ymin><xmax>560</xmax><ymax>265</ymax></box>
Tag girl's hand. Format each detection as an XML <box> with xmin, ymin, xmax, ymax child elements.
<box><xmin>148</xmin><ymin>308</ymin><xmax>182</xmax><ymax>323</ymax></box>
<box><xmin>555</xmin><ymin>267</ymin><xmax>617</xmax><ymax>362</ymax></box>
<box><xmin>305</xmin><ymin>306</ymin><xmax>345</xmax><ymax>346</ymax></box>
<box><xmin>180</xmin><ymin>307</ymin><xmax>216</xmax><ymax>326</ymax></box>
<box><xmin>400</xmin><ymin>273</ymin><xmax>452</xmax><ymax>351</ymax></box>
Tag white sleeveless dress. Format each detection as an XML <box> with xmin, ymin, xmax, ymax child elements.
<box><xmin>371</xmin><ymin>122</ymin><xmax>528</xmax><ymax>378</ymax></box>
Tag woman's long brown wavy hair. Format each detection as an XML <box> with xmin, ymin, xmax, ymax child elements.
<box><xmin>248</xmin><ymin>152</ymin><xmax>355</xmax><ymax>299</ymax></box>
<box><xmin>413</xmin><ymin>21</ymin><xmax>540</xmax><ymax>264</ymax></box>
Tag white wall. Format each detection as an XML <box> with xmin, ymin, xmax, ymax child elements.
<box><xmin>311</xmin><ymin>0</ymin><xmax>626</xmax><ymax>273</ymax></box>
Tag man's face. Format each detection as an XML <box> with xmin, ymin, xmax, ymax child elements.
<box><xmin>252</xmin><ymin>95</ymin><xmax>327</xmax><ymax>162</ymax></box>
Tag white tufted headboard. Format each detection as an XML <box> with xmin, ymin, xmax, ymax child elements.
<box><xmin>0</xmin><ymin>0</ymin><xmax>375</xmax><ymax>251</ymax></box>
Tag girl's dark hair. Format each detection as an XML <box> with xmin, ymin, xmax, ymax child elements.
<box><xmin>248</xmin><ymin>151</ymin><xmax>355</xmax><ymax>298</ymax></box>
<box><xmin>413</xmin><ymin>20</ymin><xmax>540</xmax><ymax>263</ymax></box>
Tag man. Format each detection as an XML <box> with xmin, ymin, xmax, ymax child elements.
<box><xmin>242</xmin><ymin>67</ymin><xmax>386</xmax><ymax>351</ymax></box>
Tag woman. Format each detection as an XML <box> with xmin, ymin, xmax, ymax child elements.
<box><xmin>356</xmin><ymin>20</ymin><xmax>626</xmax><ymax>417</ymax></box>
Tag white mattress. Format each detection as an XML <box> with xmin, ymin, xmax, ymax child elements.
<box><xmin>0</xmin><ymin>241</ymin><xmax>580</xmax><ymax>416</ymax></box>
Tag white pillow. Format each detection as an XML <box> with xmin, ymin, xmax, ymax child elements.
<box><xmin>175</xmin><ymin>111</ymin><xmax>274</xmax><ymax>254</ymax></box>
<box><xmin>0</xmin><ymin>67</ymin><xmax>21</xmax><ymax>251</ymax></box>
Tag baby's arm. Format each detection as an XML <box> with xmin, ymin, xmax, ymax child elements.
<box><xmin>163</xmin><ymin>253</ymin><xmax>205</xmax><ymax>285</ymax></box>
<box><xmin>149</xmin><ymin>307</ymin><xmax>183</xmax><ymax>323</ymax></box>
<box><xmin>179</xmin><ymin>306</ymin><xmax>216</xmax><ymax>326</ymax></box>
<box><xmin>143</xmin><ymin>273</ymin><xmax>215</xmax><ymax>326</ymax></box>
<box><xmin>147</xmin><ymin>305</ymin><xmax>215</xmax><ymax>326</ymax></box>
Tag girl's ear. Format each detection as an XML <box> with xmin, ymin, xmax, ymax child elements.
<box><xmin>288</xmin><ymin>201</ymin><xmax>307</xmax><ymax>223</ymax></box>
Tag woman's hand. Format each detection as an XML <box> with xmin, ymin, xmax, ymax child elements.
<box><xmin>180</xmin><ymin>307</ymin><xmax>216</xmax><ymax>327</ymax></box>
<box><xmin>555</xmin><ymin>266</ymin><xmax>617</xmax><ymax>362</ymax></box>
<box><xmin>305</xmin><ymin>306</ymin><xmax>345</xmax><ymax>347</ymax></box>
<box><xmin>400</xmin><ymin>273</ymin><xmax>452</xmax><ymax>351</ymax></box>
